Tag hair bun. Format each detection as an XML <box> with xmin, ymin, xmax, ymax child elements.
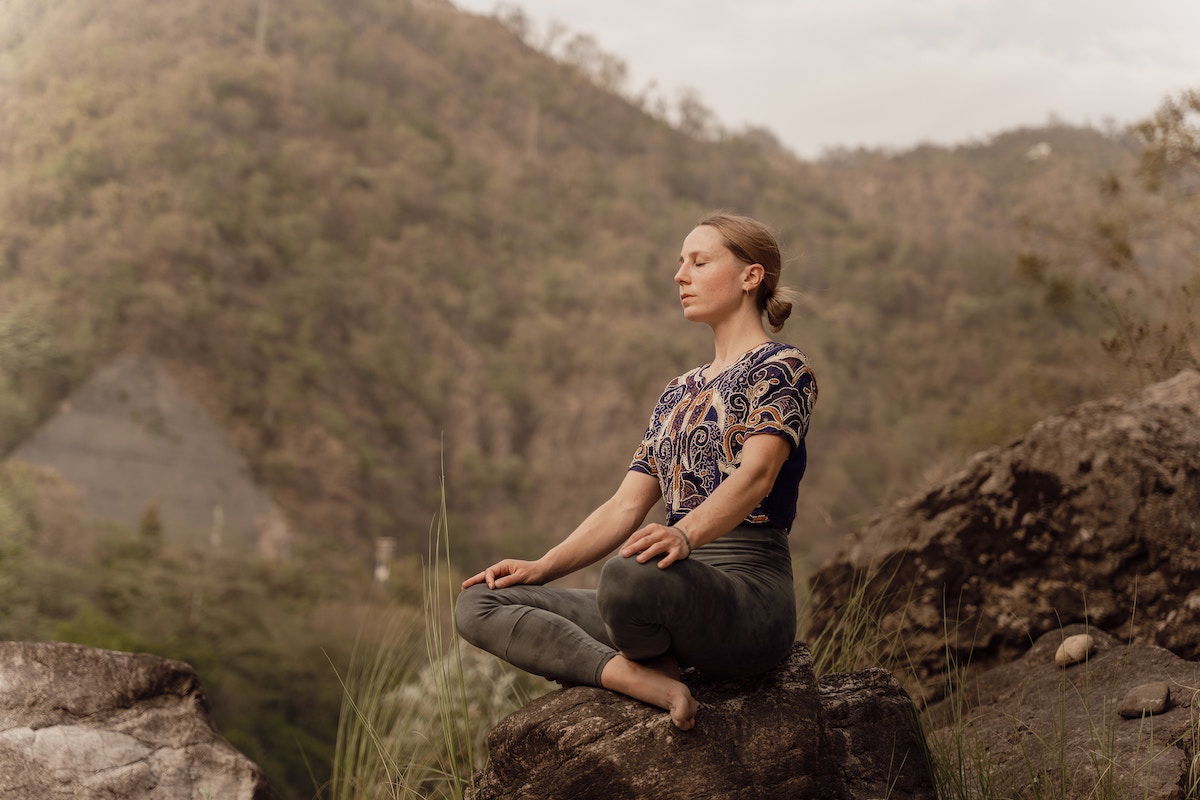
<box><xmin>764</xmin><ymin>287</ymin><xmax>797</xmax><ymax>332</ymax></box>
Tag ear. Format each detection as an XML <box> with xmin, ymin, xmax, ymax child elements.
<box><xmin>742</xmin><ymin>263</ymin><xmax>765</xmax><ymax>291</ymax></box>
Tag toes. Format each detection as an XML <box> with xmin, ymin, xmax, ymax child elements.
<box><xmin>672</xmin><ymin>712</ymin><xmax>695</xmax><ymax>731</ymax></box>
<box><xmin>669</xmin><ymin>695</ymin><xmax>699</xmax><ymax>730</ymax></box>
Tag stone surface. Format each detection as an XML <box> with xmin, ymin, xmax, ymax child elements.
<box><xmin>0</xmin><ymin>640</ymin><xmax>273</xmax><ymax>799</ymax></box>
<box><xmin>819</xmin><ymin>669</ymin><xmax>937</xmax><ymax>800</ymax></box>
<box><xmin>1118</xmin><ymin>681</ymin><xmax>1171</xmax><ymax>718</ymax></box>
<box><xmin>1054</xmin><ymin>633</ymin><xmax>1095</xmax><ymax>666</ymax></box>
<box><xmin>925</xmin><ymin>624</ymin><xmax>1200</xmax><ymax>800</ymax></box>
<box><xmin>809</xmin><ymin>369</ymin><xmax>1200</xmax><ymax>699</ymax></box>
<box><xmin>466</xmin><ymin>642</ymin><xmax>935</xmax><ymax>800</ymax></box>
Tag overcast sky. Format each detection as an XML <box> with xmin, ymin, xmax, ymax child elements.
<box><xmin>451</xmin><ymin>0</ymin><xmax>1200</xmax><ymax>159</ymax></box>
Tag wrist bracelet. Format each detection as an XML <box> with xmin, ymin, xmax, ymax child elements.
<box><xmin>668</xmin><ymin>525</ymin><xmax>692</xmax><ymax>556</ymax></box>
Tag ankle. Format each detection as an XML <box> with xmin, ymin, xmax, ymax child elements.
<box><xmin>600</xmin><ymin>653</ymin><xmax>631</xmax><ymax>688</ymax></box>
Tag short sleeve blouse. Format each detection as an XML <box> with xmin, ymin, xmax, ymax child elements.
<box><xmin>628</xmin><ymin>340</ymin><xmax>817</xmax><ymax>532</ymax></box>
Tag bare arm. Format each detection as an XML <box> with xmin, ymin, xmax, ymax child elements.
<box><xmin>537</xmin><ymin>469</ymin><xmax>662</xmax><ymax>582</ymax></box>
<box><xmin>618</xmin><ymin>433</ymin><xmax>792</xmax><ymax>568</ymax></box>
<box><xmin>460</xmin><ymin>469</ymin><xmax>662</xmax><ymax>589</ymax></box>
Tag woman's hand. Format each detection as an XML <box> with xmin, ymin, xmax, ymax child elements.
<box><xmin>619</xmin><ymin>523</ymin><xmax>690</xmax><ymax>568</ymax></box>
<box><xmin>460</xmin><ymin>559</ymin><xmax>549</xmax><ymax>590</ymax></box>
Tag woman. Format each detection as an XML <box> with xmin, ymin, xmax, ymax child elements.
<box><xmin>455</xmin><ymin>212</ymin><xmax>817</xmax><ymax>731</ymax></box>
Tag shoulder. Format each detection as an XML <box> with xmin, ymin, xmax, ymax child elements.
<box><xmin>751</xmin><ymin>342</ymin><xmax>815</xmax><ymax>372</ymax></box>
<box><xmin>747</xmin><ymin>343</ymin><xmax>818</xmax><ymax>394</ymax></box>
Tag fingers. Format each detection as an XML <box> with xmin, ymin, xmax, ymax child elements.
<box><xmin>459</xmin><ymin>563</ymin><xmax>505</xmax><ymax>590</ymax></box>
<box><xmin>462</xmin><ymin>561</ymin><xmax>529</xmax><ymax>591</ymax></box>
<box><xmin>494</xmin><ymin>568</ymin><xmax>515</xmax><ymax>589</ymax></box>
<box><xmin>620</xmin><ymin>524</ymin><xmax>669</xmax><ymax>557</ymax></box>
<box><xmin>618</xmin><ymin>524</ymin><xmax>691</xmax><ymax>567</ymax></box>
<box><xmin>619</xmin><ymin>527</ymin><xmax>648</xmax><ymax>554</ymax></box>
<box><xmin>619</xmin><ymin>526</ymin><xmax>651</xmax><ymax>556</ymax></box>
<box><xmin>633</xmin><ymin>539</ymin><xmax>668</xmax><ymax>564</ymax></box>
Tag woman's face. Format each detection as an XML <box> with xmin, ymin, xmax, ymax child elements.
<box><xmin>675</xmin><ymin>225</ymin><xmax>759</xmax><ymax>324</ymax></box>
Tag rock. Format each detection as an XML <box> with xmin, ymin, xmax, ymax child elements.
<box><xmin>809</xmin><ymin>369</ymin><xmax>1200</xmax><ymax>699</ymax></box>
<box><xmin>925</xmin><ymin>624</ymin><xmax>1200</xmax><ymax>800</ymax></box>
<box><xmin>1118</xmin><ymin>681</ymin><xmax>1171</xmax><ymax>717</ymax></box>
<box><xmin>0</xmin><ymin>640</ymin><xmax>273</xmax><ymax>800</ymax></box>
<box><xmin>466</xmin><ymin>642</ymin><xmax>935</xmax><ymax>800</ymax></box>
<box><xmin>818</xmin><ymin>669</ymin><xmax>937</xmax><ymax>800</ymax></box>
<box><xmin>1054</xmin><ymin>633</ymin><xmax>1094</xmax><ymax>666</ymax></box>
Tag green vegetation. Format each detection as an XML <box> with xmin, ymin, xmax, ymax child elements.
<box><xmin>0</xmin><ymin>460</ymin><xmax>425</xmax><ymax>799</ymax></box>
<box><xmin>0</xmin><ymin>451</ymin><xmax>549</xmax><ymax>800</ymax></box>
<box><xmin>1</xmin><ymin>0</ymin><xmax>1170</xmax><ymax>576</ymax></box>
<box><xmin>2</xmin><ymin>0</ymin><xmax>1197</xmax><ymax>796</ymax></box>
<box><xmin>1017</xmin><ymin>88</ymin><xmax>1200</xmax><ymax>387</ymax></box>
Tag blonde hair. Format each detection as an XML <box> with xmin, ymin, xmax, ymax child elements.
<box><xmin>696</xmin><ymin>211</ymin><xmax>797</xmax><ymax>332</ymax></box>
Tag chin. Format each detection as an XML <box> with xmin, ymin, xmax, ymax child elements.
<box><xmin>682</xmin><ymin>304</ymin><xmax>716</xmax><ymax>324</ymax></box>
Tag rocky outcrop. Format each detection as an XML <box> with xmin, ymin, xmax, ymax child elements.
<box><xmin>925</xmin><ymin>624</ymin><xmax>1200</xmax><ymax>800</ymax></box>
<box><xmin>809</xmin><ymin>369</ymin><xmax>1200</xmax><ymax>698</ymax></box>
<box><xmin>466</xmin><ymin>642</ymin><xmax>935</xmax><ymax>800</ymax></box>
<box><xmin>0</xmin><ymin>641</ymin><xmax>273</xmax><ymax>799</ymax></box>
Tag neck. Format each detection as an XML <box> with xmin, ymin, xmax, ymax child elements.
<box><xmin>707</xmin><ymin>311</ymin><xmax>772</xmax><ymax>368</ymax></box>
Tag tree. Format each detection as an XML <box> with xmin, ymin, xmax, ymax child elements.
<box><xmin>1017</xmin><ymin>88</ymin><xmax>1200</xmax><ymax>384</ymax></box>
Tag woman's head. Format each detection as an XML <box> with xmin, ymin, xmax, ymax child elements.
<box><xmin>675</xmin><ymin>212</ymin><xmax>796</xmax><ymax>332</ymax></box>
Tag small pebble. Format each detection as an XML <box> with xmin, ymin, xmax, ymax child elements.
<box><xmin>1054</xmin><ymin>634</ymin><xmax>1095</xmax><ymax>667</ymax></box>
<box><xmin>1118</xmin><ymin>682</ymin><xmax>1171</xmax><ymax>718</ymax></box>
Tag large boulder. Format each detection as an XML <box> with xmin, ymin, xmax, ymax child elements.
<box><xmin>924</xmin><ymin>624</ymin><xmax>1200</xmax><ymax>800</ymax></box>
<box><xmin>809</xmin><ymin>369</ymin><xmax>1200</xmax><ymax>698</ymax></box>
<box><xmin>466</xmin><ymin>642</ymin><xmax>935</xmax><ymax>800</ymax></box>
<box><xmin>0</xmin><ymin>640</ymin><xmax>272</xmax><ymax>799</ymax></box>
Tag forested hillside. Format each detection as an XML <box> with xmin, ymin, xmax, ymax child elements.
<box><xmin>4</xmin><ymin>0</ymin><xmax>1197</xmax><ymax>796</ymax></box>
<box><xmin>0</xmin><ymin>0</ymin><xmax>1160</xmax><ymax>567</ymax></box>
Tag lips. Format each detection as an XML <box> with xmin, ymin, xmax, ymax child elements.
<box><xmin>680</xmin><ymin>294</ymin><xmax>695</xmax><ymax>301</ymax></box>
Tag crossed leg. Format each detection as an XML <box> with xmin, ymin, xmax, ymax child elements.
<box><xmin>454</xmin><ymin>550</ymin><xmax>792</xmax><ymax>730</ymax></box>
<box><xmin>454</xmin><ymin>582</ymin><xmax>618</xmax><ymax>687</ymax></box>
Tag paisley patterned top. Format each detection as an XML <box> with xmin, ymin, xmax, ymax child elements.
<box><xmin>628</xmin><ymin>340</ymin><xmax>817</xmax><ymax>533</ymax></box>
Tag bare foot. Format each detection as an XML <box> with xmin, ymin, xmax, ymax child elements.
<box><xmin>600</xmin><ymin>654</ymin><xmax>699</xmax><ymax>730</ymax></box>
<box><xmin>639</xmin><ymin>652</ymin><xmax>682</xmax><ymax>681</ymax></box>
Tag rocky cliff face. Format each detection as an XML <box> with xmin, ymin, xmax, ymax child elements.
<box><xmin>466</xmin><ymin>642</ymin><xmax>936</xmax><ymax>800</ymax></box>
<box><xmin>0</xmin><ymin>641</ymin><xmax>272</xmax><ymax>799</ymax></box>
<box><xmin>809</xmin><ymin>369</ymin><xmax>1200</xmax><ymax>699</ymax></box>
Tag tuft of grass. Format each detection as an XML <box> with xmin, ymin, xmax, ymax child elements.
<box><xmin>799</xmin><ymin>553</ymin><xmax>914</xmax><ymax>678</ymax></box>
<box><xmin>323</xmin><ymin>610</ymin><xmax>423</xmax><ymax>799</ymax></box>
<box><xmin>324</xmin><ymin>447</ymin><xmax>553</xmax><ymax>800</ymax></box>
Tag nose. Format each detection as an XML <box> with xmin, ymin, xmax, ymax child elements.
<box><xmin>674</xmin><ymin>262</ymin><xmax>688</xmax><ymax>285</ymax></box>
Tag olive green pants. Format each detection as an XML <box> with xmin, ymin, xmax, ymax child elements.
<box><xmin>453</xmin><ymin>524</ymin><xmax>796</xmax><ymax>687</ymax></box>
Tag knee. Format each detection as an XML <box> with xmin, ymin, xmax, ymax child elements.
<box><xmin>453</xmin><ymin>583</ymin><xmax>493</xmax><ymax>645</ymax></box>
<box><xmin>597</xmin><ymin>554</ymin><xmax>672</xmax><ymax>617</ymax></box>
